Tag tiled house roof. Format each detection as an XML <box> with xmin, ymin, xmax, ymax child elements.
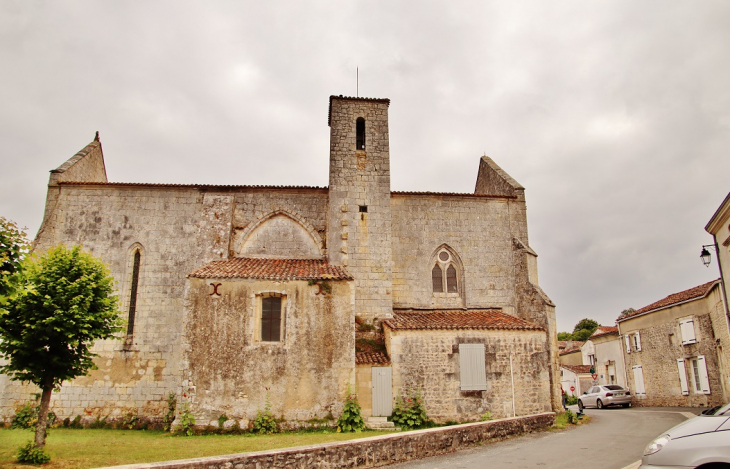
<box><xmin>562</xmin><ymin>365</ymin><xmax>592</xmax><ymax>374</ymax></box>
<box><xmin>617</xmin><ymin>279</ymin><xmax>720</xmax><ymax>322</ymax></box>
<box><xmin>188</xmin><ymin>258</ymin><xmax>353</xmax><ymax>281</ymax></box>
<box><xmin>355</xmin><ymin>352</ymin><xmax>390</xmax><ymax>365</ymax></box>
<box><xmin>559</xmin><ymin>341</ymin><xmax>585</xmax><ymax>355</ymax></box>
<box><xmin>384</xmin><ymin>309</ymin><xmax>543</xmax><ymax>331</ymax></box>
<box><xmin>590</xmin><ymin>326</ymin><xmax>618</xmax><ymax>338</ymax></box>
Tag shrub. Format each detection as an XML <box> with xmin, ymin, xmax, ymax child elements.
<box><xmin>389</xmin><ymin>389</ymin><xmax>433</xmax><ymax>430</ymax></box>
<box><xmin>336</xmin><ymin>393</ymin><xmax>365</xmax><ymax>432</ymax></box>
<box><xmin>564</xmin><ymin>408</ymin><xmax>577</xmax><ymax>425</ymax></box>
<box><xmin>89</xmin><ymin>416</ymin><xmax>108</xmax><ymax>429</ymax></box>
<box><xmin>217</xmin><ymin>414</ymin><xmax>229</xmax><ymax>429</ymax></box>
<box><xmin>178</xmin><ymin>401</ymin><xmax>196</xmax><ymax>436</ymax></box>
<box><xmin>480</xmin><ymin>411</ymin><xmax>492</xmax><ymax>421</ymax></box>
<box><xmin>17</xmin><ymin>441</ymin><xmax>51</xmax><ymax>464</ymax></box>
<box><xmin>566</xmin><ymin>395</ymin><xmax>578</xmax><ymax>406</ymax></box>
<box><xmin>252</xmin><ymin>392</ymin><xmax>278</xmax><ymax>434</ymax></box>
<box><xmin>70</xmin><ymin>415</ymin><xmax>83</xmax><ymax>429</ymax></box>
<box><xmin>11</xmin><ymin>402</ymin><xmax>38</xmax><ymax>429</ymax></box>
<box><xmin>163</xmin><ymin>392</ymin><xmax>177</xmax><ymax>432</ymax></box>
<box><xmin>122</xmin><ymin>410</ymin><xmax>139</xmax><ymax>430</ymax></box>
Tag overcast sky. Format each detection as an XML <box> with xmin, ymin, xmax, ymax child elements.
<box><xmin>1</xmin><ymin>1</ymin><xmax>729</xmax><ymax>332</ymax></box>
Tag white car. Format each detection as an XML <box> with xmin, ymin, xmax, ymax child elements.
<box><xmin>641</xmin><ymin>403</ymin><xmax>730</xmax><ymax>468</ymax></box>
<box><xmin>577</xmin><ymin>385</ymin><xmax>632</xmax><ymax>410</ymax></box>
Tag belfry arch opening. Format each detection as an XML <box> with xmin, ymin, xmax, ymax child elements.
<box><xmin>356</xmin><ymin>117</ymin><xmax>365</xmax><ymax>150</ymax></box>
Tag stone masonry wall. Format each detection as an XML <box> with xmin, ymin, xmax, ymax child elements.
<box><xmin>327</xmin><ymin>97</ymin><xmax>394</xmax><ymax>322</ymax></box>
<box><xmin>0</xmin><ymin>183</ymin><xmax>331</xmax><ymax>424</ymax></box>
<box><xmin>390</xmin><ymin>194</ymin><xmax>519</xmax><ymax>311</ymax></box>
<box><xmin>622</xmin><ymin>291</ymin><xmax>726</xmax><ymax>407</ymax></box>
<box><xmin>231</xmin><ymin>189</ymin><xmax>328</xmax><ymax>258</ymax></box>
<box><xmin>96</xmin><ymin>413</ymin><xmax>554</xmax><ymax>469</ymax></box>
<box><xmin>181</xmin><ymin>278</ymin><xmax>355</xmax><ymax>426</ymax></box>
<box><xmin>386</xmin><ymin>328</ymin><xmax>552</xmax><ymax>421</ymax></box>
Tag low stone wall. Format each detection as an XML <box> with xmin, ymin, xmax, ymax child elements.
<box><xmin>100</xmin><ymin>412</ymin><xmax>554</xmax><ymax>469</ymax></box>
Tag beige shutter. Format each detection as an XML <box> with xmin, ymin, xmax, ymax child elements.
<box><xmin>625</xmin><ymin>335</ymin><xmax>631</xmax><ymax>353</ymax></box>
<box><xmin>635</xmin><ymin>332</ymin><xmax>642</xmax><ymax>351</ymax></box>
<box><xmin>697</xmin><ymin>355</ymin><xmax>711</xmax><ymax>394</ymax></box>
<box><xmin>676</xmin><ymin>359</ymin><xmax>689</xmax><ymax>395</ymax></box>
<box><xmin>460</xmin><ymin>344</ymin><xmax>487</xmax><ymax>391</ymax></box>
<box><xmin>632</xmin><ymin>365</ymin><xmax>646</xmax><ymax>396</ymax></box>
<box><xmin>680</xmin><ymin>318</ymin><xmax>697</xmax><ymax>345</ymax></box>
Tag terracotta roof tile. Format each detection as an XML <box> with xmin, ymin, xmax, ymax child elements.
<box><xmin>59</xmin><ymin>181</ymin><xmax>327</xmax><ymax>191</ymax></box>
<box><xmin>188</xmin><ymin>258</ymin><xmax>353</xmax><ymax>281</ymax></box>
<box><xmin>558</xmin><ymin>342</ymin><xmax>585</xmax><ymax>355</ymax></box>
<box><xmin>383</xmin><ymin>309</ymin><xmax>543</xmax><ymax>331</ymax></box>
<box><xmin>590</xmin><ymin>326</ymin><xmax>618</xmax><ymax>338</ymax></box>
<box><xmin>617</xmin><ymin>279</ymin><xmax>720</xmax><ymax>322</ymax></box>
<box><xmin>562</xmin><ymin>365</ymin><xmax>592</xmax><ymax>374</ymax></box>
<box><xmin>356</xmin><ymin>352</ymin><xmax>390</xmax><ymax>365</ymax></box>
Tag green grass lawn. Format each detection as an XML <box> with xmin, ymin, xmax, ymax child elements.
<box><xmin>0</xmin><ymin>428</ymin><xmax>393</xmax><ymax>468</ymax></box>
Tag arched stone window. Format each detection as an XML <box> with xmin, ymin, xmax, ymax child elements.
<box><xmin>431</xmin><ymin>246</ymin><xmax>463</xmax><ymax>296</ymax></box>
<box><xmin>126</xmin><ymin>247</ymin><xmax>142</xmax><ymax>339</ymax></box>
<box><xmin>356</xmin><ymin>117</ymin><xmax>365</xmax><ymax>150</ymax></box>
<box><xmin>446</xmin><ymin>264</ymin><xmax>458</xmax><ymax>292</ymax></box>
<box><xmin>432</xmin><ymin>264</ymin><xmax>444</xmax><ymax>293</ymax></box>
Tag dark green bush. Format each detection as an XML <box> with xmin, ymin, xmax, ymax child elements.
<box><xmin>389</xmin><ymin>390</ymin><xmax>433</xmax><ymax>430</ymax></box>
<box><xmin>336</xmin><ymin>394</ymin><xmax>365</xmax><ymax>432</ymax></box>
<box><xmin>17</xmin><ymin>441</ymin><xmax>51</xmax><ymax>464</ymax></box>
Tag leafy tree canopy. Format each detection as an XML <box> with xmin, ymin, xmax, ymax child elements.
<box><xmin>618</xmin><ymin>307</ymin><xmax>636</xmax><ymax>319</ymax></box>
<box><xmin>572</xmin><ymin>318</ymin><xmax>599</xmax><ymax>334</ymax></box>
<box><xmin>0</xmin><ymin>245</ymin><xmax>122</xmax><ymax>448</ymax></box>
<box><xmin>557</xmin><ymin>332</ymin><xmax>572</xmax><ymax>341</ymax></box>
<box><xmin>0</xmin><ymin>216</ymin><xmax>29</xmax><ymax>301</ymax></box>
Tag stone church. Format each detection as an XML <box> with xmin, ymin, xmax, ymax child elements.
<box><xmin>0</xmin><ymin>95</ymin><xmax>560</xmax><ymax>427</ymax></box>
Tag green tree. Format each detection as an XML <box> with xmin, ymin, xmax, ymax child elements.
<box><xmin>557</xmin><ymin>332</ymin><xmax>572</xmax><ymax>341</ymax></box>
<box><xmin>571</xmin><ymin>318</ymin><xmax>600</xmax><ymax>341</ymax></box>
<box><xmin>0</xmin><ymin>245</ymin><xmax>122</xmax><ymax>449</ymax></box>
<box><xmin>618</xmin><ymin>307</ymin><xmax>636</xmax><ymax>319</ymax></box>
<box><xmin>0</xmin><ymin>216</ymin><xmax>29</xmax><ymax>303</ymax></box>
<box><xmin>572</xmin><ymin>318</ymin><xmax>599</xmax><ymax>333</ymax></box>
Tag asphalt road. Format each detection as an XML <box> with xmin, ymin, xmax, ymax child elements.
<box><xmin>387</xmin><ymin>406</ymin><xmax>698</xmax><ymax>469</ymax></box>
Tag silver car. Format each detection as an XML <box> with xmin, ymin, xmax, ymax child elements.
<box><xmin>577</xmin><ymin>385</ymin><xmax>632</xmax><ymax>410</ymax></box>
<box><xmin>641</xmin><ymin>403</ymin><xmax>730</xmax><ymax>468</ymax></box>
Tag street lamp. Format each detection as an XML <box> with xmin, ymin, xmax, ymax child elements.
<box><xmin>700</xmin><ymin>244</ymin><xmax>716</xmax><ymax>267</ymax></box>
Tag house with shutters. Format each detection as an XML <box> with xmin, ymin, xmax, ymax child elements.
<box><xmin>617</xmin><ymin>279</ymin><xmax>730</xmax><ymax>407</ymax></box>
<box><xmin>580</xmin><ymin>326</ymin><xmax>626</xmax><ymax>388</ymax></box>
<box><xmin>0</xmin><ymin>94</ymin><xmax>560</xmax><ymax>427</ymax></box>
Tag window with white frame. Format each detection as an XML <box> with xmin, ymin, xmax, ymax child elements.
<box><xmin>689</xmin><ymin>356</ymin><xmax>711</xmax><ymax>394</ymax></box>
<box><xmin>625</xmin><ymin>332</ymin><xmax>641</xmax><ymax>353</ymax></box>
<box><xmin>679</xmin><ymin>318</ymin><xmax>697</xmax><ymax>345</ymax></box>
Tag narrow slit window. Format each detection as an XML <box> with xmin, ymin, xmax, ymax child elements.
<box><xmin>446</xmin><ymin>264</ymin><xmax>458</xmax><ymax>292</ymax></box>
<box><xmin>261</xmin><ymin>296</ymin><xmax>282</xmax><ymax>342</ymax></box>
<box><xmin>432</xmin><ymin>264</ymin><xmax>444</xmax><ymax>293</ymax></box>
<box><xmin>127</xmin><ymin>250</ymin><xmax>141</xmax><ymax>337</ymax></box>
<box><xmin>356</xmin><ymin>118</ymin><xmax>365</xmax><ymax>150</ymax></box>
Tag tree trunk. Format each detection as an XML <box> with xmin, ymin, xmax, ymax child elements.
<box><xmin>34</xmin><ymin>378</ymin><xmax>54</xmax><ymax>448</ymax></box>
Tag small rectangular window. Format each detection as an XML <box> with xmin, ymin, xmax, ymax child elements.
<box><xmin>261</xmin><ymin>296</ymin><xmax>282</xmax><ymax>342</ymax></box>
<box><xmin>359</xmin><ymin>205</ymin><xmax>368</xmax><ymax>213</ymax></box>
